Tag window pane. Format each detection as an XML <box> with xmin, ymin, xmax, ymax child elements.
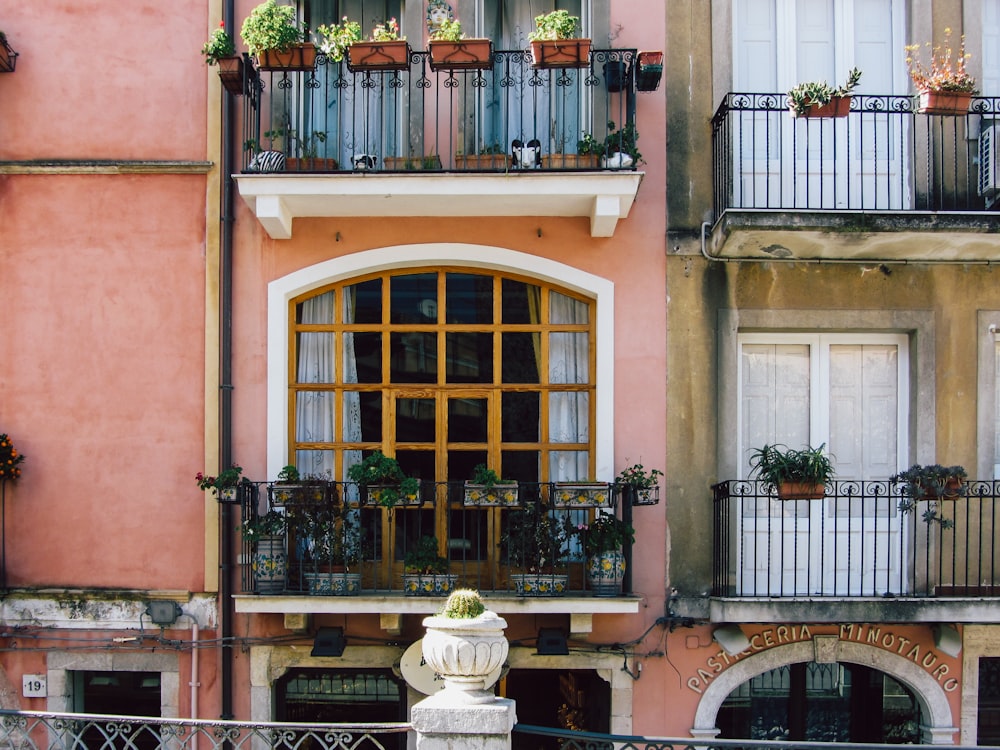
<box><xmin>549</xmin><ymin>392</ymin><xmax>589</xmax><ymax>442</ymax></box>
<box><xmin>549</xmin><ymin>451</ymin><xmax>589</xmax><ymax>481</ymax></box>
<box><xmin>550</xmin><ymin>291</ymin><xmax>588</xmax><ymax>324</ymax></box>
<box><xmin>390</xmin><ymin>332</ymin><xmax>437</xmax><ymax>382</ymax></box>
<box><xmin>446</xmin><ymin>332</ymin><xmax>493</xmax><ymax>383</ymax></box>
<box><xmin>298</xmin><ymin>291</ymin><xmax>334</xmax><ymax>324</ymax></box>
<box><xmin>396</xmin><ymin>398</ymin><xmax>436</xmax><ymax>443</ymax></box>
<box><xmin>501</xmin><ymin>279</ymin><xmax>540</xmax><ymax>324</ymax></box>
<box><xmin>296</xmin><ymin>391</ymin><xmax>335</xmax><ymax>441</ymax></box>
<box><xmin>446</xmin><ymin>273</ymin><xmax>492</xmax><ymax>324</ymax></box>
<box><xmin>502</xmin><ymin>332</ymin><xmax>540</xmax><ymax>383</ymax></box>
<box><xmin>343</xmin><ymin>391</ymin><xmax>381</xmax><ymax>442</ymax></box>
<box><xmin>345</xmin><ymin>332</ymin><xmax>381</xmax><ymax>383</ymax></box>
<box><xmin>549</xmin><ymin>333</ymin><xmax>589</xmax><ymax>383</ymax></box>
<box><xmin>502</xmin><ymin>450</ymin><xmax>539</xmax><ymax>483</ymax></box>
<box><xmin>297</xmin><ymin>333</ymin><xmax>335</xmax><ymax>383</ymax></box>
<box><xmin>449</xmin><ymin>398</ymin><xmax>488</xmax><ymax>443</ymax></box>
<box><xmin>344</xmin><ymin>279</ymin><xmax>381</xmax><ymax>324</ymax></box>
<box><xmin>295</xmin><ymin>449</ymin><xmax>334</xmax><ymax>478</ymax></box>
<box><xmin>502</xmin><ymin>392</ymin><xmax>539</xmax><ymax>442</ymax></box>
<box><xmin>391</xmin><ymin>273</ymin><xmax>437</xmax><ymax>324</ymax></box>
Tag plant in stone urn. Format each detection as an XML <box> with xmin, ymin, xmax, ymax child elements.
<box><xmin>421</xmin><ymin>589</ymin><xmax>508</xmax><ymax>703</ymax></box>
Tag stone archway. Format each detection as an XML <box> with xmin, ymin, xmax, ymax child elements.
<box><xmin>691</xmin><ymin>640</ymin><xmax>959</xmax><ymax>744</ymax></box>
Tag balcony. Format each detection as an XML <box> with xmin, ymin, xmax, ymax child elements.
<box><xmin>711</xmin><ymin>479</ymin><xmax>1000</xmax><ymax>624</ymax></box>
<box><xmin>231</xmin><ymin>49</ymin><xmax>644</xmax><ymax>239</ymax></box>
<box><xmin>232</xmin><ymin>481</ymin><xmax>641</xmax><ymax>631</ymax></box>
<box><xmin>707</xmin><ymin>93</ymin><xmax>1000</xmax><ymax>261</ymax></box>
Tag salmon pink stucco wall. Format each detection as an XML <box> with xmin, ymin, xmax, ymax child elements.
<box><xmin>2</xmin><ymin>175</ymin><xmax>210</xmax><ymax>591</ymax></box>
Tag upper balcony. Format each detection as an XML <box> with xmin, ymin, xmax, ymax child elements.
<box><xmin>707</xmin><ymin>93</ymin><xmax>1000</xmax><ymax>261</ymax></box>
<box><xmin>230</xmin><ymin>48</ymin><xmax>650</xmax><ymax>239</ymax></box>
<box><xmin>712</xmin><ymin>478</ymin><xmax>1000</xmax><ymax>624</ymax></box>
<box><xmin>231</xmin><ymin>480</ymin><xmax>643</xmax><ymax>633</ymax></box>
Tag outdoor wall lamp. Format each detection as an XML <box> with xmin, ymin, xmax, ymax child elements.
<box><xmin>713</xmin><ymin>624</ymin><xmax>751</xmax><ymax>656</ymax></box>
<box><xmin>312</xmin><ymin>627</ymin><xmax>347</xmax><ymax>657</ymax></box>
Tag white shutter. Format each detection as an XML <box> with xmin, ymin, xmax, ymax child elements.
<box><xmin>984</xmin><ymin>0</ymin><xmax>1000</xmax><ymax>97</ymax></box>
<box><xmin>994</xmin><ymin>340</ymin><xmax>1000</xmax><ymax>478</ymax></box>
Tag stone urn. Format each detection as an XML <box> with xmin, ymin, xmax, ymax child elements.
<box><xmin>422</xmin><ymin>608</ymin><xmax>509</xmax><ymax>704</ymax></box>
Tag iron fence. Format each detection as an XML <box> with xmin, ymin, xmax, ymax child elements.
<box><xmin>712</xmin><ymin>479</ymin><xmax>1000</xmax><ymax>598</ymax></box>
<box><xmin>711</xmin><ymin>93</ymin><xmax>1000</xmax><ymax>220</ymax></box>
<box><xmin>234</xmin><ymin>49</ymin><xmax>639</xmax><ymax>173</ymax></box>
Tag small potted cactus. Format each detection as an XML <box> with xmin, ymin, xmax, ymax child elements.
<box><xmin>421</xmin><ymin>589</ymin><xmax>508</xmax><ymax>702</ymax></box>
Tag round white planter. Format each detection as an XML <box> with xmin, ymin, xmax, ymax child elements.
<box><xmin>421</xmin><ymin>610</ymin><xmax>509</xmax><ymax>704</ymax></box>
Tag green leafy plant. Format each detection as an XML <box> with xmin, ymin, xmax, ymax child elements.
<box><xmin>787</xmin><ymin>67</ymin><xmax>862</xmax><ymax>116</ymax></box>
<box><xmin>470</xmin><ymin>464</ymin><xmax>513</xmax><ymax>491</ymax></box>
<box><xmin>404</xmin><ymin>536</ymin><xmax>450</xmax><ymax>574</ymax></box>
<box><xmin>316</xmin><ymin>17</ymin><xmax>361</xmax><ymax>62</ymax></box>
<box><xmin>905</xmin><ymin>28</ymin><xmax>977</xmax><ymax>93</ymax></box>
<box><xmin>577</xmin><ymin>132</ymin><xmax>605</xmax><ymax>157</ymax></box>
<box><xmin>0</xmin><ymin>433</ymin><xmax>25</xmax><ymax>482</ymax></box>
<box><xmin>264</xmin><ymin>127</ymin><xmax>327</xmax><ymax>158</ymax></box>
<box><xmin>347</xmin><ymin>451</ymin><xmax>419</xmax><ymax>508</ymax></box>
<box><xmin>528</xmin><ymin>10</ymin><xmax>580</xmax><ymax>41</ymax></box>
<box><xmin>202</xmin><ymin>22</ymin><xmax>236</xmax><ymax>65</ymax></box>
<box><xmin>603</xmin><ymin>120</ymin><xmax>642</xmax><ymax>165</ymax></box>
<box><xmin>196</xmin><ymin>464</ymin><xmax>245</xmax><ymax>494</ymax></box>
<box><xmin>242</xmin><ymin>509</ymin><xmax>287</xmax><ymax>542</ymax></box>
<box><xmin>240</xmin><ymin>0</ymin><xmax>306</xmax><ymax>56</ymax></box>
<box><xmin>616</xmin><ymin>461</ymin><xmax>663</xmax><ymax>490</ymax></box>
<box><xmin>304</xmin><ymin>511</ymin><xmax>362</xmax><ymax>568</ymax></box>
<box><xmin>892</xmin><ymin>464</ymin><xmax>967</xmax><ymax>526</ymax></box>
<box><xmin>429</xmin><ymin>17</ymin><xmax>465</xmax><ymax>42</ymax></box>
<box><xmin>748</xmin><ymin>444</ymin><xmax>835</xmax><ymax>492</ymax></box>
<box><xmin>571</xmin><ymin>513</ymin><xmax>634</xmax><ymax>556</ymax></box>
<box><xmin>500</xmin><ymin>502</ymin><xmax>568</xmax><ymax>572</ymax></box>
<box><xmin>277</xmin><ymin>464</ymin><xmax>300</xmax><ymax>482</ymax></box>
<box><xmin>440</xmin><ymin>588</ymin><xmax>485</xmax><ymax>618</ymax></box>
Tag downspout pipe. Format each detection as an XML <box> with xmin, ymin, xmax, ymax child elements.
<box><xmin>220</xmin><ymin>0</ymin><xmax>236</xmax><ymax>724</ymax></box>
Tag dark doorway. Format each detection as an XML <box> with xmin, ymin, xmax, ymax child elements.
<box><xmin>717</xmin><ymin>662</ymin><xmax>920</xmax><ymax>743</ymax></box>
<box><xmin>276</xmin><ymin>668</ymin><xmax>406</xmax><ymax>750</ymax></box>
<box><xmin>505</xmin><ymin>669</ymin><xmax>610</xmax><ymax>750</ymax></box>
<box><xmin>74</xmin><ymin>671</ymin><xmax>161</xmax><ymax>750</ymax></box>
<box><xmin>979</xmin><ymin>657</ymin><xmax>1000</xmax><ymax>744</ymax></box>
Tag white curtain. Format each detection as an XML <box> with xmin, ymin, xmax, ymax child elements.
<box><xmin>342</xmin><ymin>286</ymin><xmax>363</xmax><ymax>504</ymax></box>
<box><xmin>296</xmin><ymin>292</ymin><xmax>336</xmax><ymax>478</ymax></box>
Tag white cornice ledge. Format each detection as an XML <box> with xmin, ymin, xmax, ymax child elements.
<box><xmin>234</xmin><ymin>171</ymin><xmax>644</xmax><ymax>238</ymax></box>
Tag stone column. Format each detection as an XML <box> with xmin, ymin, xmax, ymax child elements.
<box><xmin>411</xmin><ymin>692</ymin><xmax>516</xmax><ymax>750</ymax></box>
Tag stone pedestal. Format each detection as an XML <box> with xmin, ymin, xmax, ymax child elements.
<box><xmin>411</xmin><ymin>691</ymin><xmax>516</xmax><ymax>750</ymax></box>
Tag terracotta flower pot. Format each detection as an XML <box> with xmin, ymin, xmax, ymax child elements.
<box><xmin>429</xmin><ymin>39</ymin><xmax>493</xmax><ymax>71</ymax></box>
<box><xmin>917</xmin><ymin>90</ymin><xmax>972</xmax><ymax>115</ymax></box>
<box><xmin>530</xmin><ymin>38</ymin><xmax>591</xmax><ymax>69</ymax></box>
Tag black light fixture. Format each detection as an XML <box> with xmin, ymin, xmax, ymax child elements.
<box><xmin>311</xmin><ymin>627</ymin><xmax>346</xmax><ymax>657</ymax></box>
<box><xmin>536</xmin><ymin>627</ymin><xmax>569</xmax><ymax>655</ymax></box>
<box><xmin>146</xmin><ymin>601</ymin><xmax>182</xmax><ymax>627</ymax></box>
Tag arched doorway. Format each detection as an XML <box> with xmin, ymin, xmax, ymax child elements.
<box><xmin>692</xmin><ymin>641</ymin><xmax>958</xmax><ymax>744</ymax></box>
<box><xmin>716</xmin><ymin>661</ymin><xmax>920</xmax><ymax>742</ymax></box>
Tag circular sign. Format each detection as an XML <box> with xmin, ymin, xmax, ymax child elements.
<box><xmin>399</xmin><ymin>639</ymin><xmax>503</xmax><ymax>696</ymax></box>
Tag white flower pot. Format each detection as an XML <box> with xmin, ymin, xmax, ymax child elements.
<box><xmin>421</xmin><ymin>610</ymin><xmax>509</xmax><ymax>703</ymax></box>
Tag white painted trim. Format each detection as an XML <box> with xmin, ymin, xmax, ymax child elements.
<box><xmin>267</xmin><ymin>245</ymin><xmax>614</xmax><ymax>480</ymax></box>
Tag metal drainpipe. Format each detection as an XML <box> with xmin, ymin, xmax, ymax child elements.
<box><xmin>219</xmin><ymin>0</ymin><xmax>236</xmax><ymax>724</ymax></box>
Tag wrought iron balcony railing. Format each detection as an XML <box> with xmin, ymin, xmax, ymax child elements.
<box><xmin>713</xmin><ymin>479</ymin><xmax>1000</xmax><ymax>598</ymax></box>
<box><xmin>711</xmin><ymin>93</ymin><xmax>1000</xmax><ymax>221</ymax></box>
<box><xmin>235</xmin><ymin>480</ymin><xmax>649</xmax><ymax>597</ymax></box>
<box><xmin>235</xmin><ymin>49</ymin><xmax>639</xmax><ymax>174</ymax></box>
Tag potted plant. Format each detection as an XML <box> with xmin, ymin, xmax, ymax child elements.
<box><xmin>315</xmin><ymin>17</ymin><xmax>362</xmax><ymax>63</ymax></box>
<box><xmin>428</xmin><ymin>18</ymin><xmax>493</xmax><ymax>72</ymax></box>
<box><xmin>301</xmin><ymin>511</ymin><xmax>363</xmax><ymax>595</ymax></box>
<box><xmin>543</xmin><ymin>132</ymin><xmax>601</xmax><ymax>169</ymax></box>
<box><xmin>528</xmin><ymin>10</ymin><xmax>591</xmax><ymax>69</ymax></box>
<box><xmin>550</xmin><ymin>478</ymin><xmax>612</xmax><ymax>508</ymax></box>
<box><xmin>454</xmin><ymin>143</ymin><xmax>509</xmax><ymax>170</ymax></box>
<box><xmin>892</xmin><ymin>464</ymin><xmax>967</xmax><ymax>527</ymax></box>
<box><xmin>421</xmin><ymin>589</ymin><xmax>509</xmax><ymax>700</ymax></box>
<box><xmin>0</xmin><ymin>31</ymin><xmax>18</xmax><ymax>73</ymax></box>
<box><xmin>571</xmin><ymin>512</ymin><xmax>634</xmax><ymax>596</ymax></box>
<box><xmin>242</xmin><ymin>509</ymin><xmax>287</xmax><ymax>593</ymax></box>
<box><xmin>240</xmin><ymin>0</ymin><xmax>316</xmax><ymax>71</ymax></box>
<box><xmin>402</xmin><ymin>535</ymin><xmax>458</xmax><ymax>596</ymax></box>
<box><xmin>787</xmin><ymin>67</ymin><xmax>861</xmax><ymax>118</ymax></box>
<box><xmin>464</xmin><ymin>464</ymin><xmax>519</xmax><ymax>506</ymax></box>
<box><xmin>500</xmin><ymin>502</ymin><xmax>569</xmax><ymax>595</ymax></box>
<box><xmin>202</xmin><ymin>22</ymin><xmax>245</xmax><ymax>95</ymax></box>
<box><xmin>748</xmin><ymin>443</ymin><xmax>835</xmax><ymax>500</ymax></box>
<box><xmin>636</xmin><ymin>50</ymin><xmax>663</xmax><ymax>92</ymax></box>
<box><xmin>615</xmin><ymin>461</ymin><xmax>663</xmax><ymax>506</ymax></box>
<box><xmin>347</xmin><ymin>451</ymin><xmax>421</xmax><ymax>508</ymax></box>
<box><xmin>347</xmin><ymin>17</ymin><xmax>411</xmax><ymax>72</ymax></box>
<box><xmin>382</xmin><ymin>152</ymin><xmax>442</xmax><ymax>171</ymax></box>
<box><xmin>0</xmin><ymin>434</ymin><xmax>25</xmax><ymax>483</ymax></box>
<box><xmin>602</xmin><ymin>120</ymin><xmax>642</xmax><ymax>168</ymax></box>
<box><xmin>906</xmin><ymin>28</ymin><xmax>977</xmax><ymax>115</ymax></box>
<box><xmin>264</xmin><ymin>127</ymin><xmax>337</xmax><ymax>172</ymax></box>
<box><xmin>196</xmin><ymin>464</ymin><xmax>245</xmax><ymax>501</ymax></box>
